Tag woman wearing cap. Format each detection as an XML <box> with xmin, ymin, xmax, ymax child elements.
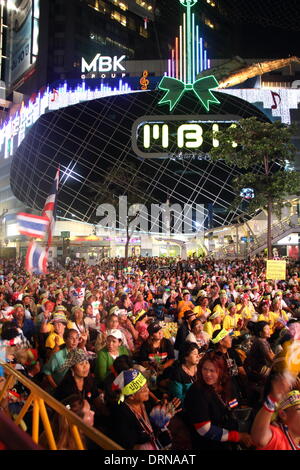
<box><xmin>251</xmin><ymin>374</ymin><xmax>300</xmax><ymax>450</ymax></box>
<box><xmin>138</xmin><ymin>321</ymin><xmax>175</xmax><ymax>379</ymax></box>
<box><xmin>111</xmin><ymin>368</ymin><xmax>180</xmax><ymax>450</ymax></box>
<box><xmin>184</xmin><ymin>351</ymin><xmax>253</xmax><ymax>450</ymax></box>
<box><xmin>45</xmin><ymin>312</ymin><xmax>68</xmax><ymax>356</ymax></box>
<box><xmin>54</xmin><ymin>349</ymin><xmax>100</xmax><ymax>410</ymax></box>
<box><xmin>185</xmin><ymin>319</ymin><xmax>210</xmax><ymax>352</ymax></box>
<box><xmin>203</xmin><ymin>311</ymin><xmax>222</xmax><ymax>339</ymax></box>
<box><xmin>95</xmin><ymin>329</ymin><xmax>129</xmax><ymax>387</ymax></box>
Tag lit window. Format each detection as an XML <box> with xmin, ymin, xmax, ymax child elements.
<box><xmin>112</xmin><ymin>0</ymin><xmax>128</xmax><ymax>10</ymax></box>
<box><xmin>204</xmin><ymin>18</ymin><xmax>215</xmax><ymax>29</ymax></box>
<box><xmin>111</xmin><ymin>10</ymin><xmax>127</xmax><ymax>26</ymax></box>
<box><xmin>135</xmin><ymin>0</ymin><xmax>152</xmax><ymax>11</ymax></box>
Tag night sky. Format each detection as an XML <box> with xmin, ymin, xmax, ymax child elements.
<box><xmin>156</xmin><ymin>0</ymin><xmax>300</xmax><ymax>58</ymax></box>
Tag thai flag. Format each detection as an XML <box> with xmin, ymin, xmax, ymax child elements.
<box><xmin>42</xmin><ymin>168</ymin><xmax>60</xmax><ymax>249</ymax></box>
<box><xmin>25</xmin><ymin>241</ymin><xmax>48</xmax><ymax>274</ymax></box>
<box><xmin>17</xmin><ymin>213</ymin><xmax>50</xmax><ymax>238</ymax></box>
<box><xmin>228</xmin><ymin>398</ymin><xmax>238</xmax><ymax>409</ymax></box>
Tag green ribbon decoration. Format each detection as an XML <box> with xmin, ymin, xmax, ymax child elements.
<box><xmin>158</xmin><ymin>75</ymin><xmax>220</xmax><ymax>112</ymax></box>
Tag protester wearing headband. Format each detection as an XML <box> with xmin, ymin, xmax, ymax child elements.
<box><xmin>203</xmin><ymin>311</ymin><xmax>222</xmax><ymax>339</ymax></box>
<box><xmin>211</xmin><ymin>329</ymin><xmax>248</xmax><ymax>404</ymax></box>
<box><xmin>251</xmin><ymin>374</ymin><xmax>300</xmax><ymax>450</ymax></box>
<box><xmin>111</xmin><ymin>369</ymin><xmax>181</xmax><ymax>450</ymax></box>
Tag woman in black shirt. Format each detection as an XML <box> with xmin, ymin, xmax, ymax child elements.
<box><xmin>184</xmin><ymin>351</ymin><xmax>253</xmax><ymax>450</ymax></box>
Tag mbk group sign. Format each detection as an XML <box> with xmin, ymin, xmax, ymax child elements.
<box><xmin>81</xmin><ymin>53</ymin><xmax>127</xmax><ymax>79</ymax></box>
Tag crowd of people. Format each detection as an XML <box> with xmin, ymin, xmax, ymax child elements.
<box><xmin>0</xmin><ymin>255</ymin><xmax>299</xmax><ymax>451</ymax></box>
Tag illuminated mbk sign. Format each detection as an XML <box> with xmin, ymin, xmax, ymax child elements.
<box><xmin>132</xmin><ymin>115</ymin><xmax>238</xmax><ymax>159</ymax></box>
<box><xmin>81</xmin><ymin>54</ymin><xmax>126</xmax><ymax>75</ymax></box>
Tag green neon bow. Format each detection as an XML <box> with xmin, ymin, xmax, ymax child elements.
<box><xmin>158</xmin><ymin>75</ymin><xmax>220</xmax><ymax>112</ymax></box>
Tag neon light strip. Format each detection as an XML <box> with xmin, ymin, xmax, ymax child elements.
<box><xmin>171</xmin><ymin>49</ymin><xmax>175</xmax><ymax>78</ymax></box>
<box><xmin>200</xmin><ymin>37</ymin><xmax>203</xmax><ymax>72</ymax></box>
<box><xmin>175</xmin><ymin>37</ymin><xmax>179</xmax><ymax>79</ymax></box>
<box><xmin>204</xmin><ymin>50</ymin><xmax>207</xmax><ymax>70</ymax></box>
<box><xmin>179</xmin><ymin>25</ymin><xmax>183</xmax><ymax>81</ymax></box>
<box><xmin>196</xmin><ymin>25</ymin><xmax>199</xmax><ymax>76</ymax></box>
<box><xmin>207</xmin><ymin>58</ymin><xmax>211</xmax><ymax>69</ymax></box>
<box><xmin>183</xmin><ymin>13</ymin><xmax>186</xmax><ymax>83</ymax></box>
<box><xmin>192</xmin><ymin>13</ymin><xmax>195</xmax><ymax>82</ymax></box>
<box><xmin>168</xmin><ymin>59</ymin><xmax>172</xmax><ymax>77</ymax></box>
<box><xmin>0</xmin><ymin>79</ymin><xmax>137</xmax><ymax>160</ymax></box>
<box><xmin>186</xmin><ymin>5</ymin><xmax>192</xmax><ymax>83</ymax></box>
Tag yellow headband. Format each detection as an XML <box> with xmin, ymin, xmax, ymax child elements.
<box><xmin>211</xmin><ymin>328</ymin><xmax>231</xmax><ymax>344</ymax></box>
<box><xmin>119</xmin><ymin>372</ymin><xmax>147</xmax><ymax>404</ymax></box>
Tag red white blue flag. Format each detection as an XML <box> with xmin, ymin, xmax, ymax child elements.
<box><xmin>17</xmin><ymin>213</ymin><xmax>50</xmax><ymax>238</ymax></box>
<box><xmin>25</xmin><ymin>241</ymin><xmax>48</xmax><ymax>274</ymax></box>
<box><xmin>228</xmin><ymin>398</ymin><xmax>238</xmax><ymax>409</ymax></box>
<box><xmin>42</xmin><ymin>168</ymin><xmax>60</xmax><ymax>249</ymax></box>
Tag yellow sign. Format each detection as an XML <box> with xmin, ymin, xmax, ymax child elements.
<box><xmin>286</xmin><ymin>340</ymin><xmax>300</xmax><ymax>377</ymax></box>
<box><xmin>266</xmin><ymin>260</ymin><xmax>286</xmax><ymax>280</ymax></box>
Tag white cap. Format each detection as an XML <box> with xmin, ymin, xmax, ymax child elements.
<box><xmin>107</xmin><ymin>329</ymin><xmax>123</xmax><ymax>341</ymax></box>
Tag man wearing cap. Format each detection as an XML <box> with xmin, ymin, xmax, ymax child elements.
<box><xmin>251</xmin><ymin>374</ymin><xmax>300</xmax><ymax>450</ymax></box>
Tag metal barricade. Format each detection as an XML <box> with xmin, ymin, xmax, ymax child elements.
<box><xmin>0</xmin><ymin>363</ymin><xmax>123</xmax><ymax>450</ymax></box>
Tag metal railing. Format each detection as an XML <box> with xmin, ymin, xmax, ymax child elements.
<box><xmin>0</xmin><ymin>363</ymin><xmax>123</xmax><ymax>450</ymax></box>
<box><xmin>210</xmin><ymin>215</ymin><xmax>300</xmax><ymax>259</ymax></box>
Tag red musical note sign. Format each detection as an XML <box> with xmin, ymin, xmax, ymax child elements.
<box><xmin>271</xmin><ymin>91</ymin><xmax>281</xmax><ymax>110</ymax></box>
<box><xmin>51</xmin><ymin>89</ymin><xmax>59</xmax><ymax>102</ymax></box>
<box><xmin>140</xmin><ymin>70</ymin><xmax>150</xmax><ymax>90</ymax></box>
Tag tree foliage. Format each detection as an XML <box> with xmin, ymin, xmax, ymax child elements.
<box><xmin>208</xmin><ymin>117</ymin><xmax>300</xmax><ymax>213</ymax></box>
<box><xmin>207</xmin><ymin>117</ymin><xmax>300</xmax><ymax>257</ymax></box>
